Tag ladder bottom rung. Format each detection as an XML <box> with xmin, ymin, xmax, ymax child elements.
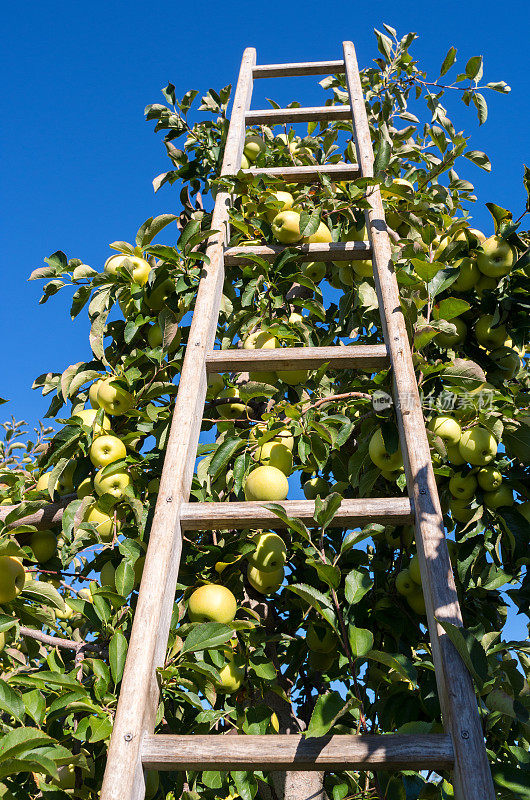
<box><xmin>180</xmin><ymin>498</ymin><xmax>414</xmax><ymax>531</ymax></box>
<box><xmin>206</xmin><ymin>344</ymin><xmax>388</xmax><ymax>373</ymax></box>
<box><xmin>141</xmin><ymin>733</ymin><xmax>454</xmax><ymax>771</ymax></box>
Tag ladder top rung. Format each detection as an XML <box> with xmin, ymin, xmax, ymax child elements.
<box><xmin>224</xmin><ymin>240</ymin><xmax>371</xmax><ymax>265</ymax></box>
<box><xmin>205</xmin><ymin>344</ymin><xmax>388</xmax><ymax>374</ymax></box>
<box><xmin>142</xmin><ymin>733</ymin><xmax>454</xmax><ymax>772</ymax></box>
<box><xmin>242</xmin><ymin>163</ymin><xmax>359</xmax><ymax>183</ymax></box>
<box><xmin>246</xmin><ymin>105</ymin><xmax>352</xmax><ymax>124</ymax></box>
<box><xmin>253</xmin><ymin>60</ymin><xmax>346</xmax><ymax>78</ymax></box>
<box><xmin>180</xmin><ymin>498</ymin><xmax>414</xmax><ymax>531</ymax></box>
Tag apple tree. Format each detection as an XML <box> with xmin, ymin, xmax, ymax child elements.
<box><xmin>0</xmin><ymin>25</ymin><xmax>529</xmax><ymax>800</ymax></box>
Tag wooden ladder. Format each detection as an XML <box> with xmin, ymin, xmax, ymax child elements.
<box><xmin>100</xmin><ymin>42</ymin><xmax>495</xmax><ymax>800</ymax></box>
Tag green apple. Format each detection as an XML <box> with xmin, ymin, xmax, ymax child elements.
<box><xmin>94</xmin><ymin>465</ymin><xmax>131</xmax><ymax>500</ymax></box>
<box><xmin>89</xmin><ymin>379</ymin><xmax>104</xmax><ymax>408</ymax></box>
<box><xmin>435</xmin><ymin>318</ymin><xmax>467</xmax><ymax>348</ymax></box>
<box><xmin>302</xmin><ymin>261</ymin><xmax>327</xmax><ymax>283</ymax></box>
<box><xmin>188</xmin><ymin>584</ymin><xmax>237</xmax><ymax>623</ymax></box>
<box><xmin>338</xmin><ymin>264</ymin><xmax>355</xmax><ymax>286</ymax></box>
<box><xmin>264</xmin><ymin>190</ymin><xmax>294</xmax><ymax>221</ymax></box>
<box><xmin>100</xmin><ymin>561</ymin><xmax>116</xmax><ymax>589</ymax></box>
<box><xmin>304</xmin><ymin>220</ymin><xmax>332</xmax><ymax>244</ymax></box>
<box><xmin>346</xmin><ymin>222</ymin><xmax>367</xmax><ymax>241</ymax></box>
<box><xmin>407</xmin><ymin>588</ymin><xmax>426</xmax><ymax>615</ymax></box>
<box><xmin>477</xmin><ymin>467</ymin><xmax>502</xmax><ymax>492</ymax></box>
<box><xmin>105</xmin><ymin>254</ymin><xmax>151</xmax><ymax>286</ymax></box>
<box><xmin>90</xmin><ymin>434</ymin><xmax>126</xmax><ymax>468</ymax></box>
<box><xmin>145</xmin><ymin>278</ymin><xmax>175</xmax><ymax>311</ymax></box>
<box><xmin>96</xmin><ymin>379</ymin><xmax>134</xmax><ymax>416</ymax></box>
<box><xmin>72</xmin><ymin>408</ymin><xmax>112</xmax><ymax>436</ymax></box>
<box><xmin>458</xmin><ymin>427</ymin><xmax>497</xmax><ymax>465</ymax></box>
<box><xmin>352</xmin><ymin>259</ymin><xmax>373</xmax><ymax>278</ymax></box>
<box><xmin>308</xmin><ymin>649</ymin><xmax>336</xmax><ymax>672</ymax></box>
<box><xmin>35</xmin><ymin>472</ymin><xmax>52</xmax><ymax>492</ymax></box>
<box><xmin>454</xmin><ymin>228</ymin><xmax>486</xmax><ymax>248</ymax></box>
<box><xmin>0</xmin><ymin>556</ymin><xmax>25</xmax><ymax>603</ymax></box>
<box><xmin>77</xmin><ymin>477</ymin><xmax>94</xmax><ymax>499</ymax></box>
<box><xmin>218</xmin><ymin>387</ymin><xmax>247</xmax><ymax>419</ymax></box>
<box><xmin>84</xmin><ymin>503</ymin><xmax>121</xmax><ymax>542</ymax></box>
<box><xmin>303</xmin><ymin>476</ymin><xmax>330</xmax><ymax>500</ymax></box>
<box><xmin>306</xmin><ymin>621</ymin><xmax>336</xmax><ymax>653</ymax></box>
<box><xmin>271</xmin><ymin>429</ymin><xmax>295</xmax><ymax>451</ymax></box>
<box><xmin>409</xmin><ymin>555</ymin><xmax>422</xmax><ymax>584</ymax></box>
<box><xmin>476</xmin><ymin>236</ymin><xmax>515</xmax><ymax>278</ymax></box>
<box><xmin>484</xmin><ymin>486</ymin><xmax>514</xmax><ymax>510</ymax></box>
<box><xmin>448</xmin><ymin>473</ymin><xmax>477</xmax><ymax>501</ymax></box>
<box><xmin>248</xmin><ymin>532</ymin><xmax>287</xmax><ymax>572</ymax></box>
<box><xmin>475</xmin><ymin>274</ymin><xmax>498</xmax><ymax>296</ymax></box>
<box><xmin>489</xmin><ymin>346</ymin><xmax>520</xmax><ymax>379</ymax></box>
<box><xmin>244</xmin><ymin>466</ymin><xmax>289</xmax><ymax>501</ymax></box>
<box><xmin>147</xmin><ymin>322</ymin><xmax>181</xmax><ymax>352</ymax></box>
<box><xmin>243</xmin><ymin>330</ymin><xmax>278</xmax><ymax>350</ymax></box>
<box><xmin>429</xmin><ymin>416</ymin><xmax>462</xmax><ymax>446</ymax></box>
<box><xmin>395</xmin><ymin>569</ymin><xmax>415</xmax><ymax>596</ymax></box>
<box><xmin>243</xmin><ymin>135</ymin><xmax>265</xmax><ymax>163</ymax></box>
<box><xmin>289</xmin><ymin>312</ymin><xmax>304</xmax><ymax>324</ymax></box>
<box><xmin>257</xmin><ymin>441</ymin><xmax>292</xmax><ymax>475</ymax></box>
<box><xmin>272</xmin><ymin>210</ymin><xmax>302</xmax><ymax>244</ymax></box>
<box><xmin>385</xmin><ymin>524</ymin><xmax>414</xmax><ymax>549</ymax></box>
<box><xmin>446</xmin><ymin>444</ymin><xmax>466</xmax><ymax>465</ymax></box>
<box><xmin>217</xmin><ymin>654</ymin><xmax>245</xmax><ymax>693</ymax></box>
<box><xmin>368</xmin><ymin>429</ymin><xmax>403</xmax><ymax>471</ymax></box>
<box><xmin>51</xmin><ymin>764</ymin><xmax>76</xmax><ymax>790</ymax></box>
<box><xmin>240</xmin><ymin>153</ymin><xmax>250</xmax><ymax>169</ymax></box>
<box><xmin>206</xmin><ymin>373</ymin><xmax>224</xmax><ymax>400</ymax></box>
<box><xmin>450</xmin><ymin>499</ymin><xmax>475</xmax><ymax>524</ymax></box>
<box><xmin>30</xmin><ymin>530</ymin><xmax>57</xmax><ymax>563</ymax></box>
<box><xmin>247</xmin><ymin>564</ymin><xmax>284</xmax><ymax>594</ymax></box>
<box><xmin>55</xmin><ymin>600</ymin><xmax>74</xmax><ymax>620</ymax></box>
<box><xmin>452</xmin><ymin>258</ymin><xmax>480</xmax><ymax>292</ymax></box>
<box><xmin>475</xmin><ymin>314</ymin><xmax>508</xmax><ymax>349</ymax></box>
<box><xmin>380</xmin><ymin>177</ymin><xmax>414</xmax><ymax>198</ymax></box>
<box><xmin>277</xmin><ymin>368</ymin><xmax>309</xmax><ymax>386</ymax></box>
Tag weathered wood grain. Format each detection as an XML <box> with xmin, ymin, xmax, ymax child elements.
<box><xmin>253</xmin><ymin>61</ymin><xmax>345</xmax><ymax>78</ymax></box>
<box><xmin>224</xmin><ymin>240</ymin><xmax>371</xmax><ymax>265</ymax></box>
<box><xmin>242</xmin><ymin>163</ymin><xmax>359</xmax><ymax>182</ymax></box>
<box><xmin>343</xmin><ymin>40</ymin><xmax>495</xmax><ymax>800</ymax></box>
<box><xmin>180</xmin><ymin>498</ymin><xmax>414</xmax><ymax>530</ymax></box>
<box><xmin>141</xmin><ymin>733</ymin><xmax>454</xmax><ymax>771</ymax></box>
<box><xmin>205</xmin><ymin>344</ymin><xmax>388</xmax><ymax>373</ymax></box>
<box><xmin>246</xmin><ymin>105</ymin><xmax>352</xmax><ymax>124</ymax></box>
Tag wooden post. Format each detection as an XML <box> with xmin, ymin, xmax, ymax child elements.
<box><xmin>99</xmin><ymin>47</ymin><xmax>257</xmax><ymax>800</ymax></box>
<box><xmin>342</xmin><ymin>40</ymin><xmax>495</xmax><ymax>800</ymax></box>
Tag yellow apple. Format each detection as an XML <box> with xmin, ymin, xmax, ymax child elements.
<box><xmin>218</xmin><ymin>387</ymin><xmax>247</xmax><ymax>419</ymax></box>
<box><xmin>489</xmin><ymin>346</ymin><xmax>520</xmax><ymax>380</ymax></box>
<box><xmin>147</xmin><ymin>322</ymin><xmax>181</xmax><ymax>352</ymax></box>
<box><xmin>96</xmin><ymin>379</ymin><xmax>134</xmax><ymax>416</ymax></box>
<box><xmin>302</xmin><ymin>261</ymin><xmax>327</xmax><ymax>283</ymax></box>
<box><xmin>89</xmin><ymin>379</ymin><xmax>104</xmax><ymax>408</ymax></box>
<box><xmin>72</xmin><ymin>408</ymin><xmax>112</xmax><ymax>436</ymax></box>
<box><xmin>217</xmin><ymin>653</ymin><xmax>245</xmax><ymax>693</ymax></box>
<box><xmin>0</xmin><ymin>556</ymin><xmax>25</xmax><ymax>603</ymax></box>
<box><xmin>247</xmin><ymin>564</ymin><xmax>284</xmax><ymax>594</ymax></box>
<box><xmin>475</xmin><ymin>275</ymin><xmax>498</xmax><ymax>296</ymax></box>
<box><xmin>30</xmin><ymin>530</ymin><xmax>57</xmax><ymax>563</ymax></box>
<box><xmin>450</xmin><ymin>499</ymin><xmax>475</xmax><ymax>524</ymax></box>
<box><xmin>206</xmin><ymin>373</ymin><xmax>224</xmax><ymax>400</ymax></box>
<box><xmin>243</xmin><ymin>330</ymin><xmax>278</xmax><ymax>349</ymax></box>
<box><xmin>271</xmin><ymin>210</ymin><xmax>302</xmax><ymax>244</ymax></box>
<box><xmin>395</xmin><ymin>569</ymin><xmax>415</xmax><ymax>596</ymax></box>
<box><xmin>248</xmin><ymin>532</ymin><xmax>287</xmax><ymax>572</ymax></box>
<box><xmin>304</xmin><ymin>220</ymin><xmax>332</xmax><ymax>244</ymax></box>
<box><xmin>257</xmin><ymin>441</ymin><xmax>293</xmax><ymax>475</ymax></box>
<box><xmin>77</xmin><ymin>477</ymin><xmax>94</xmax><ymax>499</ymax></box>
<box><xmin>452</xmin><ymin>258</ymin><xmax>480</xmax><ymax>292</ymax></box>
<box><xmin>188</xmin><ymin>584</ymin><xmax>237</xmax><ymax>623</ymax></box>
<box><xmin>89</xmin><ymin>435</ymin><xmax>126</xmax><ymax>468</ymax></box>
<box><xmin>264</xmin><ymin>190</ymin><xmax>294</xmax><ymax>221</ymax></box>
<box><xmin>429</xmin><ymin>416</ymin><xmax>462</xmax><ymax>445</ymax></box>
<box><xmin>244</xmin><ymin>466</ymin><xmax>289</xmax><ymax>501</ymax></box>
<box><xmin>84</xmin><ymin>502</ymin><xmax>121</xmax><ymax>542</ymax></box>
<box><xmin>483</xmin><ymin>486</ymin><xmax>514</xmax><ymax>510</ymax></box>
<box><xmin>475</xmin><ymin>315</ymin><xmax>509</xmax><ymax>349</ymax></box>
<box><xmin>476</xmin><ymin>236</ymin><xmax>516</xmax><ymax>278</ymax></box>
<box><xmin>243</xmin><ymin>135</ymin><xmax>265</xmax><ymax>163</ymax></box>
<box><xmin>448</xmin><ymin>473</ymin><xmax>477</xmax><ymax>501</ymax></box>
<box><xmin>477</xmin><ymin>467</ymin><xmax>502</xmax><ymax>492</ymax></box>
<box><xmin>380</xmin><ymin>177</ymin><xmax>414</xmax><ymax>198</ymax></box>
<box><xmin>277</xmin><ymin>368</ymin><xmax>309</xmax><ymax>386</ymax></box>
<box><xmin>145</xmin><ymin>278</ymin><xmax>175</xmax><ymax>311</ymax></box>
<box><xmin>105</xmin><ymin>254</ymin><xmax>151</xmax><ymax>285</ymax></box>
<box><xmin>94</xmin><ymin>465</ymin><xmax>131</xmax><ymax>500</ymax></box>
<box><xmin>458</xmin><ymin>427</ymin><xmax>497</xmax><ymax>465</ymax></box>
<box><xmin>368</xmin><ymin>429</ymin><xmax>403</xmax><ymax>471</ymax></box>
<box><xmin>446</xmin><ymin>444</ymin><xmax>466</xmax><ymax>465</ymax></box>
<box><xmin>435</xmin><ymin>318</ymin><xmax>467</xmax><ymax>348</ymax></box>
<box><xmin>407</xmin><ymin>588</ymin><xmax>426</xmax><ymax>615</ymax></box>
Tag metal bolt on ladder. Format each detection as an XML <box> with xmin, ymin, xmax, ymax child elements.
<box><xmin>100</xmin><ymin>42</ymin><xmax>495</xmax><ymax>800</ymax></box>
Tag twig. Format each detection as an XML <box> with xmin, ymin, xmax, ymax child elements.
<box><xmin>18</xmin><ymin>625</ymin><xmax>104</xmax><ymax>653</ymax></box>
<box><xmin>302</xmin><ymin>391</ymin><xmax>372</xmax><ymax>414</ymax></box>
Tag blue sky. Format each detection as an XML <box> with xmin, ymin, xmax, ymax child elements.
<box><xmin>2</xmin><ymin>2</ymin><xmax>527</xmax><ymax>636</ymax></box>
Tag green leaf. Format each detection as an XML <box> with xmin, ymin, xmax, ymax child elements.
<box><xmin>464</xmin><ymin>150</ymin><xmax>491</xmax><ymax>171</ymax></box>
<box><xmin>437</xmin><ymin>619</ymin><xmax>488</xmax><ymax>687</ymax></box>
<box><xmin>264</xmin><ymin>504</ymin><xmax>312</xmax><ymax>542</ymax></box>
<box><xmin>286</xmin><ymin>584</ymin><xmax>337</xmax><ymax>630</ymax></box>
<box><xmin>0</xmin><ymin>680</ymin><xmax>24</xmax><ymax>722</ymax></box>
<box><xmin>307</xmin><ymin>559</ymin><xmax>341</xmax><ymax>589</ymax></box>
<box><xmin>208</xmin><ymin>436</ymin><xmax>245</xmax><ymax>480</ymax></box>
<box><xmin>115</xmin><ymin>560</ymin><xmax>135</xmax><ymax>597</ymax></box>
<box><xmin>314</xmin><ymin>492</ymin><xmax>342</xmax><ymax>530</ymax></box>
<box><xmin>0</xmin><ymin>727</ymin><xmax>55</xmax><ymax>763</ymax></box>
<box><xmin>365</xmin><ymin>650</ymin><xmax>417</xmax><ymax>683</ymax></box>
<box><xmin>22</xmin><ymin>690</ymin><xmax>46</xmax><ymax>726</ymax></box>
<box><xmin>299</xmin><ymin>208</ymin><xmax>321</xmax><ymax>237</ymax></box>
<box><xmin>503</xmin><ymin>423</ymin><xmax>530</xmax><ymax>463</ymax></box>
<box><xmin>345</xmin><ymin>569</ymin><xmax>373</xmax><ymax>605</ymax></box>
<box><xmin>22</xmin><ymin>581</ymin><xmax>65</xmax><ymax>612</ymax></box>
<box><xmin>180</xmin><ymin>622</ymin><xmax>233</xmax><ymax>654</ymax></box>
<box><xmin>230</xmin><ymin>771</ymin><xmax>256</xmax><ymax>800</ymax></box>
<box><xmin>136</xmin><ymin>214</ymin><xmax>177</xmax><ymax>247</ymax></box>
<box><xmin>109</xmin><ymin>630</ymin><xmax>128</xmax><ymax>684</ymax></box>
<box><xmin>306</xmin><ymin>692</ymin><xmax>352</xmax><ymax>737</ymax></box>
<box><xmin>443</xmin><ymin>358</ymin><xmax>486</xmax><ymax>390</ymax></box>
<box><xmin>472</xmin><ymin>92</ymin><xmax>488</xmax><ymax>125</ymax></box>
<box><xmin>485</xmin><ymin>202</ymin><xmax>512</xmax><ymax>232</ymax></box>
<box><xmin>348</xmin><ymin>626</ymin><xmax>373</xmax><ymax>658</ymax></box>
<box><xmin>433</xmin><ymin>297</ymin><xmax>471</xmax><ymax>321</ymax></box>
<box><xmin>465</xmin><ymin>55</ymin><xmax>483</xmax><ymax>81</ymax></box>
<box><xmin>374</xmin><ymin>138</ymin><xmax>391</xmax><ymax>176</ymax></box>
<box><xmin>440</xmin><ymin>46</ymin><xmax>457</xmax><ymax>76</ymax></box>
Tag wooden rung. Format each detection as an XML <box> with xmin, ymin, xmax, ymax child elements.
<box><xmin>141</xmin><ymin>733</ymin><xmax>454</xmax><ymax>772</ymax></box>
<box><xmin>224</xmin><ymin>240</ymin><xmax>371</xmax><ymax>265</ymax></box>
<box><xmin>242</xmin><ymin>163</ymin><xmax>359</xmax><ymax>182</ymax></box>
<box><xmin>180</xmin><ymin>498</ymin><xmax>414</xmax><ymax>530</ymax></box>
<box><xmin>253</xmin><ymin>60</ymin><xmax>346</xmax><ymax>78</ymax></box>
<box><xmin>246</xmin><ymin>105</ymin><xmax>352</xmax><ymax>124</ymax></box>
<box><xmin>205</xmin><ymin>344</ymin><xmax>388</xmax><ymax>373</ymax></box>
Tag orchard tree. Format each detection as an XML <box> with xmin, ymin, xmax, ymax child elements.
<box><xmin>0</xmin><ymin>26</ymin><xmax>529</xmax><ymax>800</ymax></box>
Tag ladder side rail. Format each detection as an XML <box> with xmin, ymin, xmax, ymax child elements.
<box><xmin>342</xmin><ymin>41</ymin><xmax>495</xmax><ymax>800</ymax></box>
<box><xmin>100</xmin><ymin>46</ymin><xmax>257</xmax><ymax>800</ymax></box>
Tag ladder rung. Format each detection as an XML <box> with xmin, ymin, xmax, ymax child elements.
<box><xmin>180</xmin><ymin>498</ymin><xmax>414</xmax><ymax>531</ymax></box>
<box><xmin>206</xmin><ymin>344</ymin><xmax>388</xmax><ymax>373</ymax></box>
<box><xmin>242</xmin><ymin>163</ymin><xmax>359</xmax><ymax>182</ymax></box>
<box><xmin>253</xmin><ymin>60</ymin><xmax>346</xmax><ymax>78</ymax></box>
<box><xmin>142</xmin><ymin>733</ymin><xmax>454</xmax><ymax>772</ymax></box>
<box><xmin>224</xmin><ymin>240</ymin><xmax>371</xmax><ymax>265</ymax></box>
<box><xmin>246</xmin><ymin>105</ymin><xmax>352</xmax><ymax>124</ymax></box>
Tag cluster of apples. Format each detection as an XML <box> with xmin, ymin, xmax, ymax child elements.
<box><xmin>305</xmin><ymin>620</ymin><xmax>339</xmax><ymax>672</ymax></box>
<box><xmin>395</xmin><ymin>554</ymin><xmax>427</xmax><ymax>615</ymax></box>
<box><xmin>240</xmin><ymin>132</ymin><xmax>316</xmax><ymax>171</ymax></box>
